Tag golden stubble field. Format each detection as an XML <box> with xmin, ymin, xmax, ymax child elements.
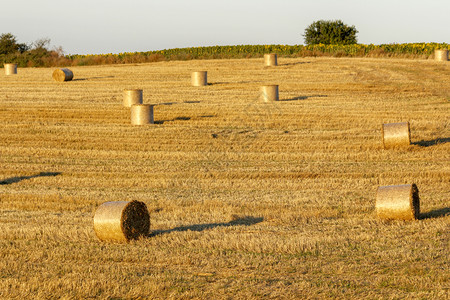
<box><xmin>0</xmin><ymin>57</ymin><xmax>449</xmax><ymax>299</ymax></box>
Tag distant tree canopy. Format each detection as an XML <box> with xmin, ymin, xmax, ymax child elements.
<box><xmin>0</xmin><ymin>33</ymin><xmax>67</xmax><ymax>67</ymax></box>
<box><xmin>0</xmin><ymin>33</ymin><xmax>29</xmax><ymax>55</ymax></box>
<box><xmin>304</xmin><ymin>20</ymin><xmax>358</xmax><ymax>45</ymax></box>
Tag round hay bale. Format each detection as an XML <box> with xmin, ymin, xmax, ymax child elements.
<box><xmin>382</xmin><ymin>122</ymin><xmax>410</xmax><ymax>149</ymax></box>
<box><xmin>434</xmin><ymin>49</ymin><xmax>448</xmax><ymax>61</ymax></box>
<box><xmin>123</xmin><ymin>89</ymin><xmax>143</xmax><ymax>107</ymax></box>
<box><xmin>191</xmin><ymin>71</ymin><xmax>207</xmax><ymax>86</ymax></box>
<box><xmin>93</xmin><ymin>200</ymin><xmax>150</xmax><ymax>242</ymax></box>
<box><xmin>264</xmin><ymin>53</ymin><xmax>278</xmax><ymax>66</ymax></box>
<box><xmin>376</xmin><ymin>184</ymin><xmax>420</xmax><ymax>220</ymax></box>
<box><xmin>260</xmin><ymin>85</ymin><xmax>279</xmax><ymax>102</ymax></box>
<box><xmin>131</xmin><ymin>104</ymin><xmax>154</xmax><ymax>125</ymax></box>
<box><xmin>4</xmin><ymin>63</ymin><xmax>17</xmax><ymax>75</ymax></box>
<box><xmin>52</xmin><ymin>68</ymin><xmax>73</xmax><ymax>82</ymax></box>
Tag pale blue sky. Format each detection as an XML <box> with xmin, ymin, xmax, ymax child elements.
<box><xmin>1</xmin><ymin>0</ymin><xmax>448</xmax><ymax>55</ymax></box>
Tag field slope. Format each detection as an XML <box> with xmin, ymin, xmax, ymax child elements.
<box><xmin>0</xmin><ymin>57</ymin><xmax>449</xmax><ymax>299</ymax></box>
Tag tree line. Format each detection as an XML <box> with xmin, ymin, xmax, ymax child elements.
<box><xmin>2</xmin><ymin>20</ymin><xmax>446</xmax><ymax>67</ymax></box>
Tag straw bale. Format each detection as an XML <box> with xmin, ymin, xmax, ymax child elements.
<box><xmin>93</xmin><ymin>200</ymin><xmax>150</xmax><ymax>242</ymax></box>
<box><xmin>4</xmin><ymin>63</ymin><xmax>17</xmax><ymax>75</ymax></box>
<box><xmin>264</xmin><ymin>53</ymin><xmax>278</xmax><ymax>66</ymax></box>
<box><xmin>191</xmin><ymin>71</ymin><xmax>207</xmax><ymax>86</ymax></box>
<box><xmin>434</xmin><ymin>49</ymin><xmax>449</xmax><ymax>61</ymax></box>
<box><xmin>131</xmin><ymin>104</ymin><xmax>154</xmax><ymax>125</ymax></box>
<box><xmin>376</xmin><ymin>184</ymin><xmax>420</xmax><ymax>220</ymax></box>
<box><xmin>260</xmin><ymin>85</ymin><xmax>279</xmax><ymax>102</ymax></box>
<box><xmin>52</xmin><ymin>68</ymin><xmax>73</xmax><ymax>82</ymax></box>
<box><xmin>381</xmin><ymin>122</ymin><xmax>410</xmax><ymax>149</ymax></box>
<box><xmin>123</xmin><ymin>89</ymin><xmax>143</xmax><ymax>107</ymax></box>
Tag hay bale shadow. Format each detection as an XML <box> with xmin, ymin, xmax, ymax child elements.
<box><xmin>280</xmin><ymin>94</ymin><xmax>327</xmax><ymax>102</ymax></box>
<box><xmin>72</xmin><ymin>76</ymin><xmax>115</xmax><ymax>81</ymax></box>
<box><xmin>419</xmin><ymin>207</ymin><xmax>450</xmax><ymax>219</ymax></box>
<box><xmin>155</xmin><ymin>116</ymin><xmax>191</xmax><ymax>124</ymax></box>
<box><xmin>149</xmin><ymin>216</ymin><xmax>263</xmax><ymax>237</ymax></box>
<box><xmin>413</xmin><ymin>137</ymin><xmax>450</xmax><ymax>147</ymax></box>
<box><xmin>157</xmin><ymin>101</ymin><xmax>201</xmax><ymax>106</ymax></box>
<box><xmin>0</xmin><ymin>172</ymin><xmax>61</xmax><ymax>185</ymax></box>
<box><xmin>158</xmin><ymin>102</ymin><xmax>177</xmax><ymax>106</ymax></box>
<box><xmin>280</xmin><ymin>61</ymin><xmax>312</xmax><ymax>67</ymax></box>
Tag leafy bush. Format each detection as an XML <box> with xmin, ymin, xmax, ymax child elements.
<box><xmin>0</xmin><ymin>33</ymin><xmax>30</xmax><ymax>64</ymax></box>
<box><xmin>0</xmin><ymin>33</ymin><xmax>69</xmax><ymax>67</ymax></box>
<box><xmin>304</xmin><ymin>20</ymin><xmax>358</xmax><ymax>45</ymax></box>
<box><xmin>0</xmin><ymin>33</ymin><xmax>29</xmax><ymax>55</ymax></box>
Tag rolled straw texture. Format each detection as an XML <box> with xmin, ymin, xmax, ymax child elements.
<box><xmin>191</xmin><ymin>71</ymin><xmax>207</xmax><ymax>86</ymax></box>
<box><xmin>264</xmin><ymin>53</ymin><xmax>278</xmax><ymax>66</ymax></box>
<box><xmin>382</xmin><ymin>122</ymin><xmax>411</xmax><ymax>149</ymax></box>
<box><xmin>93</xmin><ymin>200</ymin><xmax>150</xmax><ymax>242</ymax></box>
<box><xmin>123</xmin><ymin>89</ymin><xmax>143</xmax><ymax>107</ymax></box>
<box><xmin>376</xmin><ymin>184</ymin><xmax>420</xmax><ymax>220</ymax></box>
<box><xmin>4</xmin><ymin>63</ymin><xmax>17</xmax><ymax>75</ymax></box>
<box><xmin>131</xmin><ymin>104</ymin><xmax>154</xmax><ymax>125</ymax></box>
<box><xmin>260</xmin><ymin>85</ymin><xmax>279</xmax><ymax>102</ymax></box>
<box><xmin>434</xmin><ymin>49</ymin><xmax>449</xmax><ymax>61</ymax></box>
<box><xmin>52</xmin><ymin>68</ymin><xmax>74</xmax><ymax>82</ymax></box>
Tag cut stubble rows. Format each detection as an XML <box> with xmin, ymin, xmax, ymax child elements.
<box><xmin>0</xmin><ymin>57</ymin><xmax>449</xmax><ymax>299</ymax></box>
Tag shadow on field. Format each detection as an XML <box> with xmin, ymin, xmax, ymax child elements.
<box><xmin>73</xmin><ymin>76</ymin><xmax>115</xmax><ymax>81</ymax></box>
<box><xmin>157</xmin><ymin>101</ymin><xmax>201</xmax><ymax>106</ymax></box>
<box><xmin>420</xmin><ymin>207</ymin><xmax>450</xmax><ymax>219</ymax></box>
<box><xmin>149</xmin><ymin>216</ymin><xmax>264</xmax><ymax>237</ymax></box>
<box><xmin>413</xmin><ymin>137</ymin><xmax>450</xmax><ymax>147</ymax></box>
<box><xmin>0</xmin><ymin>172</ymin><xmax>61</xmax><ymax>185</ymax></box>
<box><xmin>280</xmin><ymin>61</ymin><xmax>312</xmax><ymax>67</ymax></box>
<box><xmin>155</xmin><ymin>116</ymin><xmax>191</xmax><ymax>124</ymax></box>
<box><xmin>280</xmin><ymin>94</ymin><xmax>328</xmax><ymax>102</ymax></box>
<box><xmin>208</xmin><ymin>82</ymin><xmax>227</xmax><ymax>86</ymax></box>
<box><xmin>209</xmin><ymin>81</ymin><xmax>258</xmax><ymax>85</ymax></box>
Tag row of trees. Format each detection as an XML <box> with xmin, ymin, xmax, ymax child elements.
<box><xmin>0</xmin><ymin>21</ymin><xmax>359</xmax><ymax>67</ymax></box>
<box><xmin>0</xmin><ymin>33</ymin><xmax>67</xmax><ymax>67</ymax></box>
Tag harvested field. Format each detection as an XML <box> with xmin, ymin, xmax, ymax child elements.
<box><xmin>0</xmin><ymin>57</ymin><xmax>449</xmax><ymax>299</ymax></box>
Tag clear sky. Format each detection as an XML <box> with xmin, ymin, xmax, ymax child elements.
<box><xmin>1</xmin><ymin>0</ymin><xmax>449</xmax><ymax>55</ymax></box>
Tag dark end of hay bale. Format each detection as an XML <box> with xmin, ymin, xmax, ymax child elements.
<box><xmin>376</xmin><ymin>184</ymin><xmax>420</xmax><ymax>220</ymax></box>
<box><xmin>52</xmin><ymin>68</ymin><xmax>74</xmax><ymax>82</ymax></box>
<box><xmin>93</xmin><ymin>200</ymin><xmax>150</xmax><ymax>242</ymax></box>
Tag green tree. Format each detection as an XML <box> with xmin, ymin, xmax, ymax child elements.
<box><xmin>304</xmin><ymin>20</ymin><xmax>358</xmax><ymax>45</ymax></box>
<box><xmin>0</xmin><ymin>33</ymin><xmax>29</xmax><ymax>55</ymax></box>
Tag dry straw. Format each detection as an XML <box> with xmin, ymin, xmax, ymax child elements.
<box><xmin>381</xmin><ymin>122</ymin><xmax>411</xmax><ymax>149</ymax></box>
<box><xmin>376</xmin><ymin>184</ymin><xmax>420</xmax><ymax>220</ymax></box>
<box><xmin>93</xmin><ymin>200</ymin><xmax>150</xmax><ymax>242</ymax></box>
<box><xmin>4</xmin><ymin>63</ymin><xmax>17</xmax><ymax>75</ymax></box>
<box><xmin>434</xmin><ymin>49</ymin><xmax>449</xmax><ymax>61</ymax></box>
<box><xmin>131</xmin><ymin>104</ymin><xmax>154</xmax><ymax>125</ymax></box>
<box><xmin>123</xmin><ymin>89</ymin><xmax>143</xmax><ymax>107</ymax></box>
<box><xmin>260</xmin><ymin>85</ymin><xmax>279</xmax><ymax>102</ymax></box>
<box><xmin>52</xmin><ymin>68</ymin><xmax>73</xmax><ymax>82</ymax></box>
<box><xmin>191</xmin><ymin>71</ymin><xmax>207</xmax><ymax>86</ymax></box>
<box><xmin>264</xmin><ymin>53</ymin><xmax>278</xmax><ymax>66</ymax></box>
